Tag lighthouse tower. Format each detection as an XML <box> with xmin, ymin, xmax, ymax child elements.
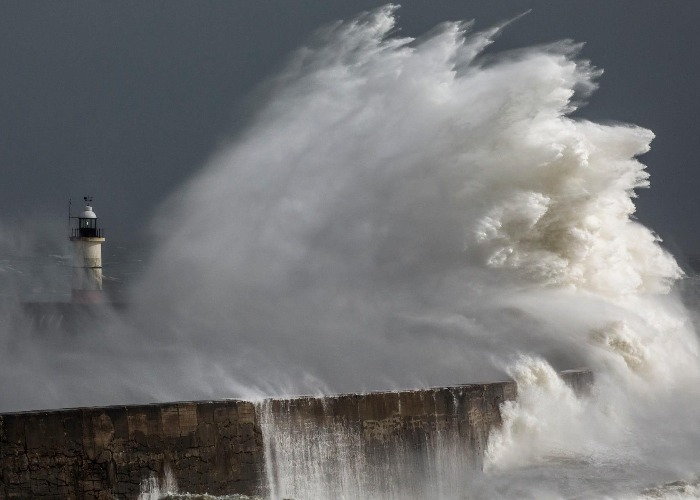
<box><xmin>70</xmin><ymin>196</ymin><xmax>105</xmax><ymax>303</ymax></box>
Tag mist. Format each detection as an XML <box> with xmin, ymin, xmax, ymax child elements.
<box><xmin>3</xmin><ymin>5</ymin><xmax>700</xmax><ymax>497</ymax></box>
<box><xmin>130</xmin><ymin>4</ymin><xmax>689</xmax><ymax>395</ymax></box>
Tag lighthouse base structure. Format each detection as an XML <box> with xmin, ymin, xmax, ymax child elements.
<box><xmin>20</xmin><ymin>301</ymin><xmax>127</xmax><ymax>334</ymax></box>
<box><xmin>71</xmin><ymin>289</ymin><xmax>105</xmax><ymax>304</ymax></box>
<box><xmin>70</xmin><ymin>236</ymin><xmax>106</xmax><ymax>304</ymax></box>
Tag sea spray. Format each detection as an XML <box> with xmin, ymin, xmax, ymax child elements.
<box><xmin>3</xmin><ymin>3</ymin><xmax>688</xmax><ymax>412</ymax></box>
<box><xmin>134</xmin><ymin>3</ymin><xmax>677</xmax><ymax>398</ymax></box>
<box><xmin>138</xmin><ymin>464</ymin><xmax>178</xmax><ymax>500</ymax></box>
<box><xmin>485</xmin><ymin>357</ymin><xmax>595</xmax><ymax>471</ymax></box>
<box><xmin>2</xmin><ymin>4</ymin><xmax>700</xmax><ymax>497</ymax></box>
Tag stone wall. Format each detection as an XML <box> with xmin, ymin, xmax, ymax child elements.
<box><xmin>0</xmin><ymin>370</ymin><xmax>592</xmax><ymax>499</ymax></box>
<box><xmin>0</xmin><ymin>401</ymin><xmax>263</xmax><ymax>499</ymax></box>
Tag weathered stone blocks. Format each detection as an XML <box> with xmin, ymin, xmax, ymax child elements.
<box><xmin>0</xmin><ymin>400</ymin><xmax>265</xmax><ymax>499</ymax></box>
<box><xmin>0</xmin><ymin>370</ymin><xmax>592</xmax><ymax>499</ymax></box>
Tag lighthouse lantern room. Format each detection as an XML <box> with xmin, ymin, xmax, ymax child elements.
<box><xmin>70</xmin><ymin>196</ymin><xmax>105</xmax><ymax>303</ymax></box>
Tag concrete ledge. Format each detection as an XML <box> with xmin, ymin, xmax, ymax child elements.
<box><xmin>0</xmin><ymin>370</ymin><xmax>593</xmax><ymax>499</ymax></box>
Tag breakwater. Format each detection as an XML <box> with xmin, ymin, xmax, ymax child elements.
<box><xmin>0</xmin><ymin>370</ymin><xmax>592</xmax><ymax>499</ymax></box>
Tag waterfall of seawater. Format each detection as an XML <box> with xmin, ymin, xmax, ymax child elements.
<box><xmin>255</xmin><ymin>393</ymin><xmax>477</xmax><ymax>500</ymax></box>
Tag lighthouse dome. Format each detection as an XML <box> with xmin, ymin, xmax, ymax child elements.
<box><xmin>80</xmin><ymin>206</ymin><xmax>97</xmax><ymax>218</ymax></box>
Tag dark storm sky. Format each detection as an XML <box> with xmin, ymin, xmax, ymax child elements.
<box><xmin>1</xmin><ymin>1</ymin><xmax>699</xmax><ymax>260</ymax></box>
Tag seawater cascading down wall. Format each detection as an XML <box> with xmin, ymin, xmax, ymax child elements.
<box><xmin>0</xmin><ymin>370</ymin><xmax>592</xmax><ymax>499</ymax></box>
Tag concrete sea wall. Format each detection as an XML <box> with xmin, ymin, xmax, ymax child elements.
<box><xmin>0</xmin><ymin>401</ymin><xmax>262</xmax><ymax>499</ymax></box>
<box><xmin>0</xmin><ymin>370</ymin><xmax>592</xmax><ymax>499</ymax></box>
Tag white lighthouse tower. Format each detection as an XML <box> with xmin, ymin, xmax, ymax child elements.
<box><xmin>70</xmin><ymin>196</ymin><xmax>105</xmax><ymax>303</ymax></box>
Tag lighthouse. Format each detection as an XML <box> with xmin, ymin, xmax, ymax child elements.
<box><xmin>70</xmin><ymin>196</ymin><xmax>105</xmax><ymax>303</ymax></box>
